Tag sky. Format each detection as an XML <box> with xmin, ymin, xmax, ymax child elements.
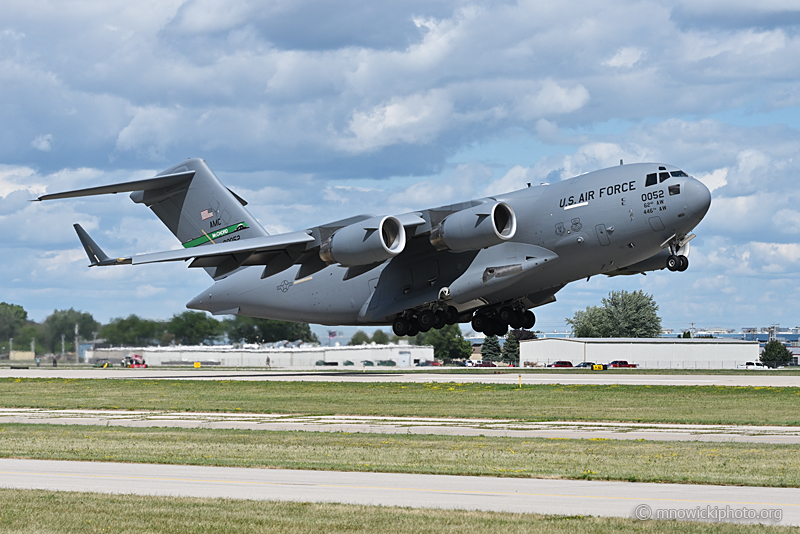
<box><xmin>2</xmin><ymin>0</ymin><xmax>800</xmax><ymax>339</ymax></box>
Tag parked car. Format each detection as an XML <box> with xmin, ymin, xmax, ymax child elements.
<box><xmin>418</xmin><ymin>360</ymin><xmax>442</xmax><ymax>366</ymax></box>
<box><xmin>736</xmin><ymin>361</ymin><xmax>768</xmax><ymax>370</ymax></box>
<box><xmin>607</xmin><ymin>360</ymin><xmax>637</xmax><ymax>368</ymax></box>
<box><xmin>574</xmin><ymin>362</ymin><xmax>596</xmax><ymax>368</ymax></box>
<box><xmin>547</xmin><ymin>361</ymin><xmax>573</xmax><ymax>367</ymax></box>
<box><xmin>475</xmin><ymin>361</ymin><xmax>497</xmax><ymax>367</ymax></box>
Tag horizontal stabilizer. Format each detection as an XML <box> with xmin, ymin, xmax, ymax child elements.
<box><xmin>73</xmin><ymin>224</ymin><xmax>129</xmax><ymax>266</ymax></box>
<box><xmin>37</xmin><ymin>171</ymin><xmax>196</xmax><ymax>201</ymax></box>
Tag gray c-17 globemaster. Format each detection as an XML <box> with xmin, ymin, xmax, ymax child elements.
<box><xmin>38</xmin><ymin>159</ymin><xmax>711</xmax><ymax>337</ymax></box>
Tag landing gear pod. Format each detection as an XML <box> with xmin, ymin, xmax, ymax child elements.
<box><xmin>430</xmin><ymin>202</ymin><xmax>516</xmax><ymax>252</ymax></box>
<box><xmin>320</xmin><ymin>215</ymin><xmax>406</xmax><ymax>267</ymax></box>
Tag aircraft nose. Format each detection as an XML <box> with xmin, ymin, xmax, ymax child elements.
<box><xmin>684</xmin><ymin>178</ymin><xmax>711</xmax><ymax>221</ymax></box>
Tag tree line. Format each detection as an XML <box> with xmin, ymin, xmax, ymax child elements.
<box><xmin>0</xmin><ymin>302</ymin><xmax>317</xmax><ymax>355</ymax></box>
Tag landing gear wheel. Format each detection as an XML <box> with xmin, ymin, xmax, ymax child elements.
<box><xmin>433</xmin><ymin>309</ymin><xmax>447</xmax><ymax>329</ymax></box>
<box><xmin>484</xmin><ymin>319</ymin><xmax>498</xmax><ymax>336</ymax></box>
<box><xmin>445</xmin><ymin>306</ymin><xmax>459</xmax><ymax>325</ymax></box>
<box><xmin>522</xmin><ymin>310</ymin><xmax>536</xmax><ymax>330</ymax></box>
<box><xmin>471</xmin><ymin>314</ymin><xmax>488</xmax><ymax>333</ymax></box>
<box><xmin>417</xmin><ymin>310</ymin><xmax>435</xmax><ymax>332</ymax></box>
<box><xmin>494</xmin><ymin>322</ymin><xmax>509</xmax><ymax>337</ymax></box>
<box><xmin>666</xmin><ymin>254</ymin><xmax>679</xmax><ymax>272</ymax></box>
<box><xmin>392</xmin><ymin>317</ymin><xmax>409</xmax><ymax>337</ymax></box>
<box><xmin>677</xmin><ymin>255</ymin><xmax>689</xmax><ymax>272</ymax></box>
<box><xmin>509</xmin><ymin>310</ymin><xmax>525</xmax><ymax>329</ymax></box>
<box><xmin>407</xmin><ymin>318</ymin><xmax>420</xmax><ymax>337</ymax></box>
<box><xmin>498</xmin><ymin>306</ymin><xmax>514</xmax><ymax>325</ymax></box>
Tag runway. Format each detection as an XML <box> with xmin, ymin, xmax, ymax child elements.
<box><xmin>2</xmin><ymin>408</ymin><xmax>799</xmax><ymax>444</ymax></box>
<box><xmin>0</xmin><ymin>459</ymin><xmax>795</xmax><ymax>525</ymax></box>
<box><xmin>2</xmin><ymin>369</ymin><xmax>800</xmax><ymax>387</ymax></box>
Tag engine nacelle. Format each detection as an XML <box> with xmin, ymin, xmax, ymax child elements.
<box><xmin>430</xmin><ymin>201</ymin><xmax>516</xmax><ymax>252</ymax></box>
<box><xmin>319</xmin><ymin>216</ymin><xmax>406</xmax><ymax>267</ymax></box>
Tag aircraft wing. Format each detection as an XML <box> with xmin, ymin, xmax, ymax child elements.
<box><xmin>130</xmin><ymin>231</ymin><xmax>315</xmax><ymax>265</ymax></box>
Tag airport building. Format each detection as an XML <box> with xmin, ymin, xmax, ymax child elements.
<box><xmin>88</xmin><ymin>343</ymin><xmax>433</xmax><ymax>368</ymax></box>
<box><xmin>520</xmin><ymin>338</ymin><xmax>759</xmax><ymax>369</ymax></box>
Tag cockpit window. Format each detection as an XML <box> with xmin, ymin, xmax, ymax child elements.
<box><xmin>668</xmin><ymin>184</ymin><xmax>681</xmax><ymax>196</ymax></box>
<box><xmin>670</xmin><ymin>170</ymin><xmax>688</xmax><ymax>177</ymax></box>
<box><xmin>645</xmin><ymin>173</ymin><xmax>657</xmax><ymax>187</ymax></box>
<box><xmin>659</xmin><ymin>172</ymin><xmax>670</xmax><ymax>183</ymax></box>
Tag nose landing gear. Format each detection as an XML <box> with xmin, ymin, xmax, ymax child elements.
<box><xmin>666</xmin><ymin>254</ymin><xmax>688</xmax><ymax>272</ymax></box>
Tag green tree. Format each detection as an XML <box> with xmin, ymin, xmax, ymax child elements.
<box><xmin>42</xmin><ymin>308</ymin><xmax>100</xmax><ymax>352</ymax></box>
<box><xmin>12</xmin><ymin>323</ymin><xmax>46</xmax><ymax>355</ymax></box>
<box><xmin>371</xmin><ymin>329</ymin><xmax>391</xmax><ymax>345</ymax></box>
<box><xmin>168</xmin><ymin>311</ymin><xmax>222</xmax><ymax>345</ymax></box>
<box><xmin>223</xmin><ymin>316</ymin><xmax>318</xmax><ymax>344</ymax></box>
<box><xmin>481</xmin><ymin>335</ymin><xmax>502</xmax><ymax>362</ymax></box>
<box><xmin>348</xmin><ymin>330</ymin><xmax>371</xmax><ymax>346</ymax></box>
<box><xmin>501</xmin><ymin>334</ymin><xmax>520</xmax><ymax>365</ymax></box>
<box><xmin>101</xmin><ymin>315</ymin><xmax>166</xmax><ymax>346</ymax></box>
<box><xmin>566</xmin><ymin>290</ymin><xmax>662</xmax><ymax>338</ymax></box>
<box><xmin>424</xmin><ymin>324</ymin><xmax>471</xmax><ymax>361</ymax></box>
<box><xmin>0</xmin><ymin>302</ymin><xmax>27</xmax><ymax>341</ymax></box>
<box><xmin>760</xmin><ymin>340</ymin><xmax>793</xmax><ymax>368</ymax></box>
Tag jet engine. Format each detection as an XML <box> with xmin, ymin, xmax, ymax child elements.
<box><xmin>319</xmin><ymin>215</ymin><xmax>406</xmax><ymax>267</ymax></box>
<box><xmin>430</xmin><ymin>201</ymin><xmax>516</xmax><ymax>252</ymax></box>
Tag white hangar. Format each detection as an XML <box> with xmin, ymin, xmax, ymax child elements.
<box><xmin>519</xmin><ymin>338</ymin><xmax>760</xmax><ymax>369</ymax></box>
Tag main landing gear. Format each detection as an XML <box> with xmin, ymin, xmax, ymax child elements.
<box><xmin>392</xmin><ymin>305</ymin><xmax>459</xmax><ymax>336</ymax></box>
<box><xmin>471</xmin><ymin>306</ymin><xmax>535</xmax><ymax>336</ymax></box>
<box><xmin>666</xmin><ymin>254</ymin><xmax>688</xmax><ymax>272</ymax></box>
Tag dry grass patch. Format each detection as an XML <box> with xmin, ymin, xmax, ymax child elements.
<box><xmin>1</xmin><ymin>378</ymin><xmax>800</xmax><ymax>425</ymax></box>
<box><xmin>0</xmin><ymin>488</ymin><xmax>794</xmax><ymax>534</ymax></box>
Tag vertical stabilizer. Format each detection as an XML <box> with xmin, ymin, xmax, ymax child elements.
<box><xmin>129</xmin><ymin>159</ymin><xmax>268</xmax><ymax>249</ymax></box>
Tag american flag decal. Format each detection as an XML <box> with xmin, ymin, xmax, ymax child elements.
<box><xmin>200</xmin><ymin>209</ymin><xmax>214</xmax><ymax>220</ymax></box>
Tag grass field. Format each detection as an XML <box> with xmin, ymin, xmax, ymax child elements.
<box><xmin>0</xmin><ymin>489</ymin><xmax>793</xmax><ymax>533</ymax></box>
<box><xmin>1</xmin><ymin>423</ymin><xmax>797</xmax><ymax>487</ymax></box>
<box><xmin>1</xmin><ymin>378</ymin><xmax>799</xmax><ymax>425</ymax></box>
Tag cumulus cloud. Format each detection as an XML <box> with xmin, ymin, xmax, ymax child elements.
<box><xmin>2</xmin><ymin>0</ymin><xmax>800</xmax><ymax>329</ymax></box>
<box><xmin>603</xmin><ymin>47</ymin><xmax>644</xmax><ymax>68</ymax></box>
<box><xmin>30</xmin><ymin>134</ymin><xmax>53</xmax><ymax>151</ymax></box>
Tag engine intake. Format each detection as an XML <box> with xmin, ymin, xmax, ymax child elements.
<box><xmin>430</xmin><ymin>201</ymin><xmax>516</xmax><ymax>252</ymax></box>
<box><xmin>319</xmin><ymin>216</ymin><xmax>406</xmax><ymax>267</ymax></box>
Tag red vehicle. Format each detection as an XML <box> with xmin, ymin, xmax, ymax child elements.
<box><xmin>122</xmin><ymin>355</ymin><xmax>148</xmax><ymax>368</ymax></box>
<box><xmin>475</xmin><ymin>361</ymin><xmax>497</xmax><ymax>367</ymax></box>
<box><xmin>607</xmin><ymin>360</ymin><xmax>637</xmax><ymax>368</ymax></box>
<box><xmin>548</xmin><ymin>361</ymin><xmax>573</xmax><ymax>368</ymax></box>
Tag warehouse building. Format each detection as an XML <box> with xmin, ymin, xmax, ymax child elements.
<box><xmin>89</xmin><ymin>343</ymin><xmax>433</xmax><ymax>368</ymax></box>
<box><xmin>520</xmin><ymin>338</ymin><xmax>759</xmax><ymax>369</ymax></box>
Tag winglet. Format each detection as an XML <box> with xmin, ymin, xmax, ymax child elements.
<box><xmin>73</xmin><ymin>224</ymin><xmax>131</xmax><ymax>266</ymax></box>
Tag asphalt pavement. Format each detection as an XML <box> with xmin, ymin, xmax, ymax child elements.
<box><xmin>2</xmin><ymin>408</ymin><xmax>799</xmax><ymax>444</ymax></box>
<box><xmin>0</xmin><ymin>459</ymin><xmax>796</xmax><ymax>525</ymax></box>
<box><xmin>2</xmin><ymin>368</ymin><xmax>800</xmax><ymax>386</ymax></box>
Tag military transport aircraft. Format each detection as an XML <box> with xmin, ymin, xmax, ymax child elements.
<box><xmin>38</xmin><ymin>159</ymin><xmax>711</xmax><ymax>337</ymax></box>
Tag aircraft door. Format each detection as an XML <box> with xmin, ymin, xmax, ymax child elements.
<box><xmin>595</xmin><ymin>224</ymin><xmax>610</xmax><ymax>246</ymax></box>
